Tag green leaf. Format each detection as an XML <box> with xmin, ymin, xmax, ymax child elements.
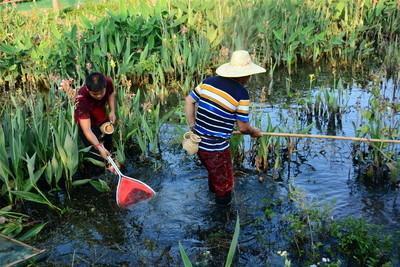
<box><xmin>12</xmin><ymin>191</ymin><xmax>48</xmax><ymax>205</ymax></box>
<box><xmin>51</xmin><ymin>154</ymin><xmax>62</xmax><ymax>184</ymax></box>
<box><xmin>115</xmin><ymin>32</ymin><xmax>122</xmax><ymax>54</ymax></box>
<box><xmin>50</xmin><ymin>24</ymin><xmax>61</xmax><ymax>39</ymax></box>
<box><xmin>225</xmin><ymin>214</ymin><xmax>240</xmax><ymax>267</ymax></box>
<box><xmin>45</xmin><ymin>161</ymin><xmax>53</xmax><ymax>186</ymax></box>
<box><xmin>64</xmin><ymin>133</ymin><xmax>79</xmax><ymax>173</ymax></box>
<box><xmin>2</xmin><ymin>222</ymin><xmax>23</xmax><ymax>236</ymax></box>
<box><xmin>179</xmin><ymin>242</ymin><xmax>193</xmax><ymax>267</ymax></box>
<box><xmin>19</xmin><ymin>222</ymin><xmax>48</xmax><ymax>241</ymax></box>
<box><xmin>100</xmin><ymin>27</ymin><xmax>107</xmax><ymax>54</ymax></box>
<box><xmin>0</xmin><ymin>205</ymin><xmax>13</xmax><ymax>212</ymax></box>
<box><xmin>84</xmin><ymin>157</ymin><xmax>105</xmax><ymax>167</ymax></box>
<box><xmin>72</xmin><ymin>179</ymin><xmax>92</xmax><ymax>186</ymax></box>
<box><xmin>273</xmin><ymin>29</ymin><xmax>284</xmax><ymax>43</ymax></box>
<box><xmin>89</xmin><ymin>179</ymin><xmax>110</xmax><ymax>192</ymax></box>
<box><xmin>24</xmin><ymin>154</ymin><xmax>46</xmax><ymax>192</ymax></box>
<box><xmin>80</xmin><ymin>16</ymin><xmax>93</xmax><ymax>29</ymax></box>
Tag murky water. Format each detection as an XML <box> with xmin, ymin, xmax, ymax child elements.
<box><xmin>35</xmin><ymin>65</ymin><xmax>400</xmax><ymax>266</ymax></box>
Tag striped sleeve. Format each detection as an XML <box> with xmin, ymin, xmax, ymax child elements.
<box><xmin>189</xmin><ymin>84</ymin><xmax>202</xmax><ymax>102</ymax></box>
<box><xmin>235</xmin><ymin>88</ymin><xmax>250</xmax><ymax>122</ymax></box>
<box><xmin>235</xmin><ymin>99</ymin><xmax>250</xmax><ymax>122</ymax></box>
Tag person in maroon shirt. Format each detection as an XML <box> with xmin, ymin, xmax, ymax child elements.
<box><xmin>74</xmin><ymin>72</ymin><xmax>116</xmax><ymax>161</ymax></box>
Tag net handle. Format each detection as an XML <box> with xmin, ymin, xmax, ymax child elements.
<box><xmin>106</xmin><ymin>156</ymin><xmax>123</xmax><ymax>177</ymax></box>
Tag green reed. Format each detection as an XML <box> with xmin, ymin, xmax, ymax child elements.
<box><xmin>0</xmin><ymin>207</ymin><xmax>47</xmax><ymax>240</ymax></box>
<box><xmin>383</xmin><ymin>40</ymin><xmax>400</xmax><ymax>79</ymax></box>
<box><xmin>116</xmin><ymin>82</ymin><xmax>174</xmax><ymax>160</ymax></box>
<box><xmin>250</xmin><ymin>114</ymin><xmax>280</xmax><ymax>173</ymax></box>
<box><xmin>353</xmin><ymin>84</ymin><xmax>400</xmax><ymax>184</ymax></box>
<box><xmin>224</xmin><ymin>0</ymin><xmax>400</xmax><ymax>73</ymax></box>
<box><xmin>0</xmin><ymin>84</ymin><xmax>82</xmax><ymax>209</ymax></box>
<box><xmin>248</xmin><ymin>107</ymin><xmax>313</xmax><ymax>177</ymax></box>
<box><xmin>179</xmin><ymin>214</ymin><xmax>240</xmax><ymax>267</ymax></box>
<box><xmin>1</xmin><ymin>0</ymin><xmax>400</xmax><ymax>95</ymax></box>
<box><xmin>230</xmin><ymin>134</ymin><xmax>245</xmax><ymax>167</ymax></box>
<box><xmin>159</xmin><ymin>30</ymin><xmax>215</xmax><ymax>92</ymax></box>
<box><xmin>303</xmin><ymin>78</ymin><xmax>349</xmax><ymax>133</ymax></box>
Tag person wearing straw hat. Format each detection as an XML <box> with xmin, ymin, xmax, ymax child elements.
<box><xmin>184</xmin><ymin>50</ymin><xmax>265</xmax><ymax>206</ymax></box>
<box><xmin>74</xmin><ymin>72</ymin><xmax>117</xmax><ymax>174</ymax></box>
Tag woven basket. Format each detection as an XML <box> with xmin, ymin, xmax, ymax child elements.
<box><xmin>182</xmin><ymin>131</ymin><xmax>201</xmax><ymax>155</ymax></box>
<box><xmin>100</xmin><ymin>122</ymin><xmax>114</xmax><ymax>135</ymax></box>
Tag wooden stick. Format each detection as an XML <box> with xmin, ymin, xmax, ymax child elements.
<box><xmin>232</xmin><ymin>131</ymin><xmax>400</xmax><ymax>144</ymax></box>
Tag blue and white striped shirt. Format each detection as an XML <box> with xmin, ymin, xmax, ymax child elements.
<box><xmin>190</xmin><ymin>76</ymin><xmax>250</xmax><ymax>152</ymax></box>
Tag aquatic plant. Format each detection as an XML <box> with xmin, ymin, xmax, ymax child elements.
<box><xmin>382</xmin><ymin>40</ymin><xmax>400</xmax><ymax>80</ymax></box>
<box><xmin>250</xmin><ymin>114</ymin><xmax>281</xmax><ymax>174</ymax></box>
<box><xmin>159</xmin><ymin>30</ymin><xmax>215</xmax><ymax>92</ymax></box>
<box><xmin>2</xmin><ymin>0</ymin><xmax>400</xmax><ymax>94</ymax></box>
<box><xmin>283</xmin><ymin>185</ymin><xmax>395</xmax><ymax>266</ymax></box>
<box><xmin>352</xmin><ymin>84</ymin><xmax>400</xmax><ymax>184</ymax></box>
<box><xmin>330</xmin><ymin>217</ymin><xmax>392</xmax><ymax>266</ymax></box>
<box><xmin>277</xmin><ymin>251</ymin><xmax>292</xmax><ymax>267</ymax></box>
<box><xmin>230</xmin><ymin>134</ymin><xmax>245</xmax><ymax>167</ymax></box>
<box><xmin>302</xmin><ymin>78</ymin><xmax>349</xmax><ymax>134</ymax></box>
<box><xmin>249</xmin><ymin>111</ymin><xmax>312</xmax><ymax>178</ymax></box>
<box><xmin>0</xmin><ymin>84</ymin><xmax>93</xmax><ymax>208</ymax></box>
<box><xmin>179</xmin><ymin>214</ymin><xmax>240</xmax><ymax>267</ymax></box>
<box><xmin>117</xmin><ymin>88</ymin><xmax>175</xmax><ymax>160</ymax></box>
<box><xmin>0</xmin><ymin>207</ymin><xmax>47</xmax><ymax>241</ymax></box>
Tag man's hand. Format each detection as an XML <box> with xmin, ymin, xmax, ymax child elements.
<box><xmin>250</xmin><ymin>128</ymin><xmax>262</xmax><ymax>138</ymax></box>
<box><xmin>237</xmin><ymin>120</ymin><xmax>262</xmax><ymax>138</ymax></box>
<box><xmin>97</xmin><ymin>144</ymin><xmax>111</xmax><ymax>159</ymax></box>
<box><xmin>108</xmin><ymin>112</ymin><xmax>116</xmax><ymax>124</ymax></box>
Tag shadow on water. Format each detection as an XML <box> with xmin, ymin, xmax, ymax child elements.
<box><xmin>35</xmin><ymin>65</ymin><xmax>400</xmax><ymax>266</ymax></box>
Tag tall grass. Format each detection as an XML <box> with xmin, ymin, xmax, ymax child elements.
<box><xmin>302</xmin><ymin>77</ymin><xmax>349</xmax><ymax>134</ymax></box>
<box><xmin>0</xmin><ymin>86</ymin><xmax>80</xmax><ymax>208</ymax></box>
<box><xmin>224</xmin><ymin>0</ymin><xmax>400</xmax><ymax>73</ymax></box>
<box><xmin>352</xmin><ymin>82</ymin><xmax>400</xmax><ymax>184</ymax></box>
<box><xmin>2</xmin><ymin>0</ymin><xmax>399</xmax><ymax>94</ymax></box>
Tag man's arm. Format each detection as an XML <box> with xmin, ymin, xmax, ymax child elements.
<box><xmin>184</xmin><ymin>95</ymin><xmax>197</xmax><ymax>129</ymax></box>
<box><xmin>236</xmin><ymin>120</ymin><xmax>262</xmax><ymax>138</ymax></box>
<box><xmin>108</xmin><ymin>92</ymin><xmax>116</xmax><ymax>123</ymax></box>
<box><xmin>79</xmin><ymin>118</ymin><xmax>110</xmax><ymax>158</ymax></box>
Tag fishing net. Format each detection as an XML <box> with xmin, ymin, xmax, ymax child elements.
<box><xmin>116</xmin><ymin>176</ymin><xmax>155</xmax><ymax>208</ymax></box>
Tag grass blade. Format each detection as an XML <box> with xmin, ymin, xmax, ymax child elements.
<box><xmin>225</xmin><ymin>214</ymin><xmax>240</xmax><ymax>267</ymax></box>
<box><xmin>179</xmin><ymin>242</ymin><xmax>193</xmax><ymax>267</ymax></box>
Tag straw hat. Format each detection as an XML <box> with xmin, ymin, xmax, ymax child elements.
<box><xmin>216</xmin><ymin>50</ymin><xmax>266</xmax><ymax>78</ymax></box>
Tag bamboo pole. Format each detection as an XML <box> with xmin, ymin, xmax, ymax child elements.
<box><xmin>232</xmin><ymin>131</ymin><xmax>400</xmax><ymax>144</ymax></box>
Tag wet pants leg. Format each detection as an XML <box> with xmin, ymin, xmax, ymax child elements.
<box><xmin>198</xmin><ymin>148</ymin><xmax>234</xmax><ymax>205</ymax></box>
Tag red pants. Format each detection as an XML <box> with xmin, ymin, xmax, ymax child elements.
<box><xmin>197</xmin><ymin>149</ymin><xmax>234</xmax><ymax>198</ymax></box>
